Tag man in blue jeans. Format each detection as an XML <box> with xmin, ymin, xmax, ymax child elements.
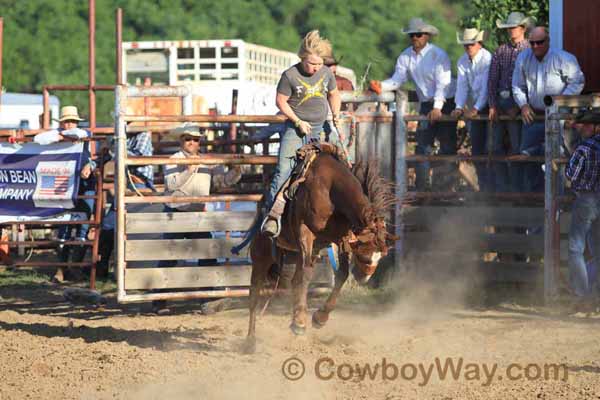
<box><xmin>565</xmin><ymin>111</ymin><xmax>600</xmax><ymax>310</ymax></box>
<box><xmin>487</xmin><ymin>12</ymin><xmax>532</xmax><ymax>193</ymax></box>
<box><xmin>513</xmin><ymin>27</ymin><xmax>584</xmax><ymax>192</ymax></box>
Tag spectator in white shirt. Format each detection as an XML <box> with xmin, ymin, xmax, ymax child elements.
<box><xmin>512</xmin><ymin>26</ymin><xmax>585</xmax><ymax>191</ymax></box>
<box><xmin>451</xmin><ymin>28</ymin><xmax>493</xmax><ymax>192</ymax></box>
<box><xmin>370</xmin><ymin>17</ymin><xmax>457</xmax><ymax>190</ymax></box>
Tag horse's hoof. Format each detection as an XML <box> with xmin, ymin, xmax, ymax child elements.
<box><xmin>312</xmin><ymin>311</ymin><xmax>328</xmax><ymax>329</ymax></box>
<box><xmin>290</xmin><ymin>323</ymin><xmax>306</xmax><ymax>336</ymax></box>
<box><xmin>242</xmin><ymin>337</ymin><xmax>256</xmax><ymax>354</ymax></box>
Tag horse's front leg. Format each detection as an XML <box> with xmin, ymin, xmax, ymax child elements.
<box><xmin>312</xmin><ymin>249</ymin><xmax>350</xmax><ymax>328</ymax></box>
<box><xmin>290</xmin><ymin>225</ymin><xmax>315</xmax><ymax>335</ymax></box>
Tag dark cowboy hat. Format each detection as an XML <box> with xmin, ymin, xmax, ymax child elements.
<box><xmin>575</xmin><ymin>108</ymin><xmax>600</xmax><ymax>124</ymax></box>
<box><xmin>323</xmin><ymin>54</ymin><xmax>343</xmax><ymax>66</ymax></box>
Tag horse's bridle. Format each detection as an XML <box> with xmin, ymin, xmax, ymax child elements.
<box><xmin>341</xmin><ymin>228</ymin><xmax>380</xmax><ymax>276</ymax></box>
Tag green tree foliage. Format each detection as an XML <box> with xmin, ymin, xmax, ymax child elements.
<box><xmin>1</xmin><ymin>0</ymin><xmax>473</xmax><ymax>121</ymax></box>
<box><xmin>461</xmin><ymin>0</ymin><xmax>549</xmax><ymax>48</ymax></box>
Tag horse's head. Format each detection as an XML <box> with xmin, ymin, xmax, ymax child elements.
<box><xmin>343</xmin><ymin>218</ymin><xmax>396</xmax><ymax>285</ymax></box>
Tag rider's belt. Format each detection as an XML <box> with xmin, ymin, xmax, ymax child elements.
<box><xmin>499</xmin><ymin>90</ymin><xmax>511</xmax><ymax>99</ymax></box>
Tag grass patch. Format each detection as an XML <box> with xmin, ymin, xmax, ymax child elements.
<box><xmin>0</xmin><ymin>269</ymin><xmax>49</xmax><ymax>287</ymax></box>
<box><xmin>0</xmin><ymin>268</ymin><xmax>117</xmax><ymax>295</ymax></box>
<box><xmin>94</xmin><ymin>278</ymin><xmax>117</xmax><ymax>294</ymax></box>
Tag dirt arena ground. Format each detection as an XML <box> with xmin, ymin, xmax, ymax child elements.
<box><xmin>1</xmin><ymin>271</ymin><xmax>600</xmax><ymax>400</ymax></box>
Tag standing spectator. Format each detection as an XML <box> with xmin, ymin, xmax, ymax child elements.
<box><xmin>488</xmin><ymin>12</ymin><xmax>533</xmax><ymax>192</ymax></box>
<box><xmin>565</xmin><ymin>110</ymin><xmax>600</xmax><ymax>309</ymax></box>
<box><xmin>451</xmin><ymin>28</ymin><xmax>493</xmax><ymax>191</ymax></box>
<box><xmin>370</xmin><ymin>17</ymin><xmax>456</xmax><ymax>190</ymax></box>
<box><xmin>324</xmin><ymin>55</ymin><xmax>354</xmax><ymax>92</ymax></box>
<box><xmin>261</xmin><ymin>30</ymin><xmax>341</xmax><ymax>237</ymax></box>
<box><xmin>34</xmin><ymin>106</ymin><xmax>96</xmax><ymax>282</ymax></box>
<box><xmin>513</xmin><ymin>26</ymin><xmax>585</xmax><ymax>192</ymax></box>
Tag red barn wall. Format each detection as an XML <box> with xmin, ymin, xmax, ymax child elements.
<box><xmin>563</xmin><ymin>0</ymin><xmax>600</xmax><ymax>93</ymax></box>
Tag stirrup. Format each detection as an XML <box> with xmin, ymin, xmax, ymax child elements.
<box><xmin>260</xmin><ymin>215</ymin><xmax>282</xmax><ymax>238</ymax></box>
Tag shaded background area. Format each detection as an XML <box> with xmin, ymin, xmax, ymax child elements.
<box><xmin>0</xmin><ymin>0</ymin><xmax>527</xmax><ymax>123</ymax></box>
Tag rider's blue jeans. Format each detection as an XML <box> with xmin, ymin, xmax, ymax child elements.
<box><xmin>266</xmin><ymin>121</ymin><xmax>324</xmax><ymax>206</ymax></box>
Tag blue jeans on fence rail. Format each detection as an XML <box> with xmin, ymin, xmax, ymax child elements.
<box><xmin>493</xmin><ymin>97</ymin><xmax>523</xmax><ymax>193</ymax></box>
<box><xmin>415</xmin><ymin>100</ymin><xmax>457</xmax><ymax>190</ymax></box>
<box><xmin>568</xmin><ymin>192</ymin><xmax>600</xmax><ymax>298</ymax></box>
<box><xmin>469</xmin><ymin>107</ymin><xmax>493</xmax><ymax>192</ymax></box>
<box><xmin>520</xmin><ymin>121</ymin><xmax>545</xmax><ymax>193</ymax></box>
<box><xmin>58</xmin><ymin>177</ymin><xmax>96</xmax><ymax>241</ymax></box>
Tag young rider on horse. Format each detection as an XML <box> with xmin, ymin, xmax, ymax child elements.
<box><xmin>261</xmin><ymin>30</ymin><xmax>343</xmax><ymax>237</ymax></box>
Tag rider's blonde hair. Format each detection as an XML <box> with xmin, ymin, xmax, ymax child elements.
<box><xmin>298</xmin><ymin>30</ymin><xmax>332</xmax><ymax>60</ymax></box>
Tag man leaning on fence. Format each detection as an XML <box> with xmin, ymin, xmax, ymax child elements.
<box><xmin>512</xmin><ymin>26</ymin><xmax>585</xmax><ymax>192</ymax></box>
<box><xmin>487</xmin><ymin>12</ymin><xmax>533</xmax><ymax>193</ymax></box>
<box><xmin>370</xmin><ymin>17</ymin><xmax>456</xmax><ymax>191</ymax></box>
<box><xmin>451</xmin><ymin>28</ymin><xmax>493</xmax><ymax>192</ymax></box>
<box><xmin>565</xmin><ymin>110</ymin><xmax>600</xmax><ymax>311</ymax></box>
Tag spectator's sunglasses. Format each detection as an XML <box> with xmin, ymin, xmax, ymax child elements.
<box><xmin>409</xmin><ymin>32</ymin><xmax>426</xmax><ymax>38</ymax></box>
<box><xmin>183</xmin><ymin>136</ymin><xmax>200</xmax><ymax>142</ymax></box>
<box><xmin>530</xmin><ymin>38</ymin><xmax>547</xmax><ymax>46</ymax></box>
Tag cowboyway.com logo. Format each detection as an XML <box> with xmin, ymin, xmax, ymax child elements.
<box><xmin>281</xmin><ymin>357</ymin><xmax>568</xmax><ymax>386</ymax></box>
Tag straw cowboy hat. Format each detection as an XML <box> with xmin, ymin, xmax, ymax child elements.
<box><xmin>58</xmin><ymin>106</ymin><xmax>84</xmax><ymax>122</ymax></box>
<box><xmin>496</xmin><ymin>12</ymin><xmax>534</xmax><ymax>29</ymax></box>
<box><xmin>173</xmin><ymin>123</ymin><xmax>204</xmax><ymax>137</ymax></box>
<box><xmin>456</xmin><ymin>28</ymin><xmax>487</xmax><ymax>45</ymax></box>
<box><xmin>402</xmin><ymin>18</ymin><xmax>439</xmax><ymax>36</ymax></box>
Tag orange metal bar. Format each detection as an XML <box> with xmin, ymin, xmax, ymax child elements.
<box><xmin>90</xmin><ymin>169</ymin><xmax>103</xmax><ymax>289</ymax></box>
<box><xmin>88</xmin><ymin>0</ymin><xmax>96</xmax><ymax>129</ymax></box>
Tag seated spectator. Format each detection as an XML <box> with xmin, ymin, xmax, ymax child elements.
<box><xmin>152</xmin><ymin>124</ymin><xmax>241</xmax><ymax>313</ymax></box>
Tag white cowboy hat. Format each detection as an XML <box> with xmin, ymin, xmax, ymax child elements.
<box><xmin>173</xmin><ymin>123</ymin><xmax>203</xmax><ymax>138</ymax></box>
<box><xmin>58</xmin><ymin>105</ymin><xmax>84</xmax><ymax>122</ymax></box>
<box><xmin>496</xmin><ymin>12</ymin><xmax>535</xmax><ymax>29</ymax></box>
<box><xmin>456</xmin><ymin>28</ymin><xmax>487</xmax><ymax>45</ymax></box>
<box><xmin>402</xmin><ymin>18</ymin><xmax>439</xmax><ymax>36</ymax></box>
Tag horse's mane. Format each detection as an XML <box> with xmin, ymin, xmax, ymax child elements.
<box><xmin>351</xmin><ymin>158</ymin><xmax>396</xmax><ymax>220</ymax></box>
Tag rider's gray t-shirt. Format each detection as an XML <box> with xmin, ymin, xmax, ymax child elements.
<box><xmin>276</xmin><ymin>63</ymin><xmax>337</xmax><ymax>125</ymax></box>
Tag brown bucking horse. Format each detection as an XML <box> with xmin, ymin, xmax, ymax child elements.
<box><xmin>245</xmin><ymin>146</ymin><xmax>396</xmax><ymax>353</ymax></box>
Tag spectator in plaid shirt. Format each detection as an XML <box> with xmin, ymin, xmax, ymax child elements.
<box><xmin>565</xmin><ymin>111</ymin><xmax>600</xmax><ymax>306</ymax></box>
<box><xmin>488</xmin><ymin>12</ymin><xmax>533</xmax><ymax>192</ymax></box>
<box><xmin>125</xmin><ymin>130</ymin><xmax>155</xmax><ymax>188</ymax></box>
<box><xmin>96</xmin><ymin>127</ymin><xmax>155</xmax><ymax>279</ymax></box>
